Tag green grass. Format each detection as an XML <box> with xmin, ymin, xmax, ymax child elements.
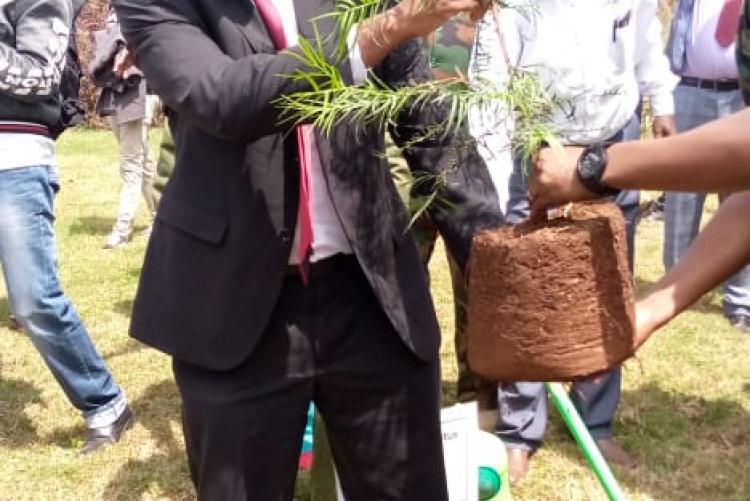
<box><xmin>0</xmin><ymin>129</ymin><xmax>748</xmax><ymax>500</ymax></box>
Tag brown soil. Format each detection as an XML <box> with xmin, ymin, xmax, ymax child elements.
<box><xmin>467</xmin><ymin>202</ymin><xmax>635</xmax><ymax>382</ymax></box>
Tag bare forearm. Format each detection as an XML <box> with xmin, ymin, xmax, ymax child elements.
<box><xmin>636</xmin><ymin>191</ymin><xmax>750</xmax><ymax>342</ymax></box>
<box><xmin>357</xmin><ymin>7</ymin><xmax>410</xmax><ymax>69</ymax></box>
<box><xmin>604</xmin><ymin>109</ymin><xmax>750</xmax><ymax>192</ymax></box>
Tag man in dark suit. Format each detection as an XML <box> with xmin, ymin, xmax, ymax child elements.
<box><xmin>113</xmin><ymin>0</ymin><xmax>501</xmax><ymax>499</ymax></box>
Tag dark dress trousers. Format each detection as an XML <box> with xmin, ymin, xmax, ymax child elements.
<box><xmin>113</xmin><ymin>0</ymin><xmax>504</xmax><ymax>499</ymax></box>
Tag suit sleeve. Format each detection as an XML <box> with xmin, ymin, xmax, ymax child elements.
<box><xmin>112</xmin><ymin>0</ymin><xmax>355</xmax><ymax>143</ymax></box>
<box><xmin>380</xmin><ymin>39</ymin><xmax>504</xmax><ymax>271</ymax></box>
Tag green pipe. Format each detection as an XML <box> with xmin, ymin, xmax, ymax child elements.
<box><xmin>545</xmin><ymin>382</ymin><xmax>626</xmax><ymax>501</ymax></box>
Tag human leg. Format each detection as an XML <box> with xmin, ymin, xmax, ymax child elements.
<box><xmin>566</xmin><ymin>119</ymin><xmax>641</xmax><ymax>465</ymax></box>
<box><xmin>494</xmin><ymin>156</ymin><xmax>549</xmax><ymax>451</ymax></box>
<box><xmin>172</xmin><ymin>280</ymin><xmax>315</xmax><ymax>500</ymax></box>
<box><xmin>312</xmin><ymin>258</ymin><xmax>448</xmax><ymax>501</ymax></box>
<box><xmin>0</xmin><ymin>166</ymin><xmax>127</xmax><ymax>429</ymax></box>
<box><xmin>107</xmin><ymin>118</ymin><xmax>149</xmax><ymax>247</ymax></box>
<box><xmin>717</xmin><ymin>90</ymin><xmax>750</xmax><ymax>325</ymax></box>
<box><xmin>664</xmin><ymin>191</ymin><xmax>706</xmax><ymax>269</ymax></box>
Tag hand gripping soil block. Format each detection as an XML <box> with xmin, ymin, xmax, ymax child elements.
<box><xmin>467</xmin><ymin>202</ymin><xmax>636</xmax><ymax>382</ymax></box>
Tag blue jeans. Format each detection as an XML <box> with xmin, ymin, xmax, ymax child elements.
<box><xmin>0</xmin><ymin>166</ymin><xmax>124</xmax><ymax>427</ymax></box>
<box><xmin>496</xmin><ymin>116</ymin><xmax>641</xmax><ymax>450</ymax></box>
<box><xmin>664</xmin><ymin>84</ymin><xmax>750</xmax><ymax>318</ymax></box>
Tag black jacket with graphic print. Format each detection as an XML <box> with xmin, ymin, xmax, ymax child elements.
<box><xmin>0</xmin><ymin>0</ymin><xmax>73</xmax><ymax>128</ymax></box>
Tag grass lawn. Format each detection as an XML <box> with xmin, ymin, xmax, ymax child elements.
<box><xmin>0</xmin><ymin>128</ymin><xmax>748</xmax><ymax>500</ymax></box>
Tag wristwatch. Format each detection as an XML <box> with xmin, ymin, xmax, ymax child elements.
<box><xmin>576</xmin><ymin>143</ymin><xmax>619</xmax><ymax>197</ymax></box>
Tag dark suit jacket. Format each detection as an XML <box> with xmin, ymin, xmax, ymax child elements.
<box><xmin>113</xmin><ymin>0</ymin><xmax>503</xmax><ymax>370</ymax></box>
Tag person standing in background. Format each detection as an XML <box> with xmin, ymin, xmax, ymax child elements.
<box><xmin>91</xmin><ymin>6</ymin><xmax>157</xmax><ymax>249</ymax></box>
<box><xmin>470</xmin><ymin>0</ymin><xmax>677</xmax><ymax>484</ymax></box>
<box><xmin>0</xmin><ymin>0</ymin><xmax>132</xmax><ymax>455</ymax></box>
<box><xmin>663</xmin><ymin>0</ymin><xmax>750</xmax><ymax>333</ymax></box>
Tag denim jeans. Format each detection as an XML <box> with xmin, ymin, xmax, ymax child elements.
<box><xmin>664</xmin><ymin>84</ymin><xmax>750</xmax><ymax>317</ymax></box>
<box><xmin>0</xmin><ymin>165</ymin><xmax>125</xmax><ymax>427</ymax></box>
<box><xmin>496</xmin><ymin>116</ymin><xmax>641</xmax><ymax>450</ymax></box>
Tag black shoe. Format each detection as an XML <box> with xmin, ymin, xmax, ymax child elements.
<box><xmin>728</xmin><ymin>314</ymin><xmax>750</xmax><ymax>334</ymax></box>
<box><xmin>80</xmin><ymin>405</ymin><xmax>135</xmax><ymax>455</ymax></box>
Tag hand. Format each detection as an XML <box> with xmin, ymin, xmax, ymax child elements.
<box><xmin>113</xmin><ymin>47</ymin><xmax>136</xmax><ymax>79</ymax></box>
<box><xmin>528</xmin><ymin>146</ymin><xmax>596</xmax><ymax>218</ymax></box>
<box><xmin>360</xmin><ymin>0</ymin><xmax>490</xmax><ymax>70</ymax></box>
<box><xmin>393</xmin><ymin>0</ymin><xmax>491</xmax><ymax>40</ymax></box>
<box><xmin>651</xmin><ymin>115</ymin><xmax>677</xmax><ymax>138</ymax></box>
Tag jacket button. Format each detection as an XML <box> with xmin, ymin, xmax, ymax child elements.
<box><xmin>278</xmin><ymin>228</ymin><xmax>292</xmax><ymax>242</ymax></box>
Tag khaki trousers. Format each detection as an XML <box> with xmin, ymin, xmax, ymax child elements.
<box><xmin>109</xmin><ymin>117</ymin><xmax>157</xmax><ymax>237</ymax></box>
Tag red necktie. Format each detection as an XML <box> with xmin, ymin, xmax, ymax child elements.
<box><xmin>254</xmin><ymin>0</ymin><xmax>314</xmax><ymax>281</ymax></box>
<box><xmin>716</xmin><ymin>0</ymin><xmax>743</xmax><ymax>47</ymax></box>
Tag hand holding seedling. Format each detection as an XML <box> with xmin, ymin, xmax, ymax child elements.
<box><xmin>359</xmin><ymin>0</ymin><xmax>491</xmax><ymax>68</ymax></box>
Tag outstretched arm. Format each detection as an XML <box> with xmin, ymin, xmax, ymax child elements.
<box><xmin>528</xmin><ymin>108</ymin><xmax>750</xmax><ymax>214</ymax></box>
<box><xmin>635</xmin><ymin>191</ymin><xmax>750</xmax><ymax>345</ymax></box>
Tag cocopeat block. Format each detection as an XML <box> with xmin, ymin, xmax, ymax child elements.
<box><xmin>467</xmin><ymin>202</ymin><xmax>636</xmax><ymax>382</ymax></box>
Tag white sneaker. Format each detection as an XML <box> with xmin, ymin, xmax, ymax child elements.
<box><xmin>103</xmin><ymin>232</ymin><xmax>130</xmax><ymax>249</ymax></box>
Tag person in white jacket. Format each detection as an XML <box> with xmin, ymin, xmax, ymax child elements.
<box><xmin>469</xmin><ymin>0</ymin><xmax>678</xmax><ymax>483</ymax></box>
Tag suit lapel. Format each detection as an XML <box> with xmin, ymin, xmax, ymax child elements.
<box><xmin>231</xmin><ymin>0</ymin><xmax>276</xmax><ymax>53</ymax></box>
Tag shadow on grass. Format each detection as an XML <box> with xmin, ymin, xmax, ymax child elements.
<box><xmin>0</xmin><ymin>367</ymin><xmax>45</xmax><ymax>448</ymax></box>
<box><xmin>544</xmin><ymin>382</ymin><xmax>750</xmax><ymax>501</ymax></box>
<box><xmin>0</xmin><ymin>299</ymin><xmax>47</xmax><ymax>448</ymax></box>
<box><xmin>69</xmin><ymin>215</ymin><xmax>112</xmax><ymax>236</ymax></box>
<box><xmin>113</xmin><ymin>299</ymin><xmax>134</xmax><ymax>317</ymax></box>
<box><xmin>102</xmin><ymin>338</ymin><xmax>145</xmax><ymax>360</ymax></box>
<box><xmin>104</xmin><ymin>379</ymin><xmax>193</xmax><ymax>500</ymax></box>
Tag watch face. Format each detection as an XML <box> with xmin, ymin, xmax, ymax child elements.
<box><xmin>581</xmin><ymin>148</ymin><xmax>603</xmax><ymax>178</ymax></box>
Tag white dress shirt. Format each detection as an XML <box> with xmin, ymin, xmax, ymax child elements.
<box><xmin>684</xmin><ymin>0</ymin><xmax>739</xmax><ymax>80</ymax></box>
<box><xmin>274</xmin><ymin>0</ymin><xmax>368</xmax><ymax>264</ymax></box>
<box><xmin>469</xmin><ymin>0</ymin><xmax>678</xmax><ymax>151</ymax></box>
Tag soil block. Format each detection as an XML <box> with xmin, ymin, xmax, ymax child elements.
<box><xmin>467</xmin><ymin>202</ymin><xmax>636</xmax><ymax>382</ymax></box>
